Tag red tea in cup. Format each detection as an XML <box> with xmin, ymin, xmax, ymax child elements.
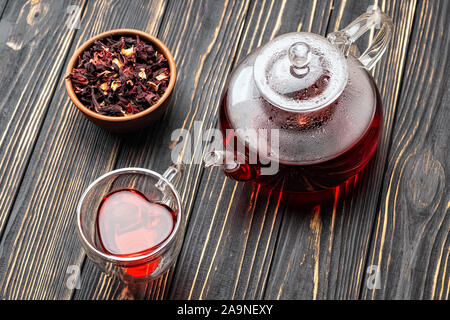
<box><xmin>96</xmin><ymin>189</ymin><xmax>176</xmax><ymax>277</ymax></box>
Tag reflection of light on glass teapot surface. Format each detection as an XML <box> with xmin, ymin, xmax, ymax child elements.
<box><xmin>204</xmin><ymin>8</ymin><xmax>393</xmax><ymax>193</ymax></box>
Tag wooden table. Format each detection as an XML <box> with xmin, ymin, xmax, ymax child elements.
<box><xmin>0</xmin><ymin>0</ymin><xmax>447</xmax><ymax>300</ymax></box>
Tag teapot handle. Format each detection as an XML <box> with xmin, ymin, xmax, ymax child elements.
<box><xmin>327</xmin><ymin>6</ymin><xmax>394</xmax><ymax>70</ymax></box>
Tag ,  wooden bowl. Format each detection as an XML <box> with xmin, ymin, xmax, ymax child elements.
<box><xmin>65</xmin><ymin>29</ymin><xmax>176</xmax><ymax>133</ymax></box>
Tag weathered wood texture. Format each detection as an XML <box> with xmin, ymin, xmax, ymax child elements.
<box><xmin>169</xmin><ymin>0</ymin><xmax>335</xmax><ymax>300</ymax></box>
<box><xmin>73</xmin><ymin>0</ymin><xmax>251</xmax><ymax>300</ymax></box>
<box><xmin>0</xmin><ymin>0</ymin><xmax>8</xmax><ymax>18</ymax></box>
<box><xmin>264</xmin><ymin>0</ymin><xmax>418</xmax><ymax>300</ymax></box>
<box><xmin>362</xmin><ymin>0</ymin><xmax>449</xmax><ymax>300</ymax></box>
<box><xmin>0</xmin><ymin>0</ymin><xmax>167</xmax><ymax>299</ymax></box>
<box><xmin>169</xmin><ymin>0</ymin><xmax>419</xmax><ymax>300</ymax></box>
<box><xmin>0</xmin><ymin>0</ymin><xmax>447</xmax><ymax>300</ymax></box>
<box><xmin>0</xmin><ymin>0</ymin><xmax>85</xmax><ymax>245</ymax></box>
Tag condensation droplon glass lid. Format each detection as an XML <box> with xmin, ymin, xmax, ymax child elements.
<box><xmin>253</xmin><ymin>32</ymin><xmax>348</xmax><ymax>113</ymax></box>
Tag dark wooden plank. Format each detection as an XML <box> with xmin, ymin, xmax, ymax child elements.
<box><xmin>362</xmin><ymin>0</ymin><xmax>450</xmax><ymax>300</ymax></box>
<box><xmin>166</xmin><ymin>0</ymin><xmax>417</xmax><ymax>300</ymax></box>
<box><xmin>0</xmin><ymin>0</ymin><xmax>167</xmax><ymax>300</ymax></box>
<box><xmin>168</xmin><ymin>0</ymin><xmax>336</xmax><ymax>300</ymax></box>
<box><xmin>72</xmin><ymin>0</ymin><xmax>252</xmax><ymax>300</ymax></box>
<box><xmin>263</xmin><ymin>0</ymin><xmax>418</xmax><ymax>300</ymax></box>
<box><xmin>0</xmin><ymin>0</ymin><xmax>85</xmax><ymax>244</ymax></box>
<box><xmin>0</xmin><ymin>0</ymin><xmax>8</xmax><ymax>18</ymax></box>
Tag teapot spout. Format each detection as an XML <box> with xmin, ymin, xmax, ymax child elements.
<box><xmin>203</xmin><ymin>150</ymin><xmax>260</xmax><ymax>182</ymax></box>
<box><xmin>203</xmin><ymin>150</ymin><xmax>240</xmax><ymax>172</ymax></box>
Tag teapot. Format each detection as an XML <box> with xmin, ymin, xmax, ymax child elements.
<box><xmin>204</xmin><ymin>8</ymin><xmax>393</xmax><ymax>193</ymax></box>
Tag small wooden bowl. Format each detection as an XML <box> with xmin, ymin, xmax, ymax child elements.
<box><xmin>65</xmin><ymin>29</ymin><xmax>176</xmax><ymax>133</ymax></box>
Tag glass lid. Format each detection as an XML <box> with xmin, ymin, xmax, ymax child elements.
<box><xmin>253</xmin><ymin>32</ymin><xmax>348</xmax><ymax>113</ymax></box>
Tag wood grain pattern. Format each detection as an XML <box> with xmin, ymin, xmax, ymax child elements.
<box><xmin>72</xmin><ymin>0</ymin><xmax>252</xmax><ymax>300</ymax></box>
<box><xmin>168</xmin><ymin>0</ymin><xmax>335</xmax><ymax>300</ymax></box>
<box><xmin>0</xmin><ymin>0</ymin><xmax>85</xmax><ymax>245</ymax></box>
<box><xmin>362</xmin><ymin>0</ymin><xmax>449</xmax><ymax>299</ymax></box>
<box><xmin>167</xmin><ymin>0</ymin><xmax>418</xmax><ymax>300</ymax></box>
<box><xmin>0</xmin><ymin>0</ymin><xmax>167</xmax><ymax>299</ymax></box>
<box><xmin>0</xmin><ymin>0</ymin><xmax>446</xmax><ymax>300</ymax></box>
<box><xmin>0</xmin><ymin>0</ymin><xmax>8</xmax><ymax>18</ymax></box>
<box><xmin>264</xmin><ymin>0</ymin><xmax>418</xmax><ymax>300</ymax></box>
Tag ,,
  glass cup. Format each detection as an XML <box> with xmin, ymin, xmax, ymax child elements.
<box><xmin>76</xmin><ymin>164</ymin><xmax>184</xmax><ymax>283</ymax></box>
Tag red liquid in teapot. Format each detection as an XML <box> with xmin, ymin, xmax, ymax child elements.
<box><xmin>96</xmin><ymin>189</ymin><xmax>176</xmax><ymax>277</ymax></box>
<box><xmin>219</xmin><ymin>55</ymin><xmax>382</xmax><ymax>193</ymax></box>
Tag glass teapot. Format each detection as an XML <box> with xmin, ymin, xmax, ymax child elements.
<box><xmin>204</xmin><ymin>8</ymin><xmax>393</xmax><ymax>193</ymax></box>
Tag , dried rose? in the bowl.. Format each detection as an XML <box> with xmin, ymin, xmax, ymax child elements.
<box><xmin>67</xmin><ymin>35</ymin><xmax>170</xmax><ymax>116</ymax></box>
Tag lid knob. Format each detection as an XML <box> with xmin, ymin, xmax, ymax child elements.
<box><xmin>289</xmin><ymin>42</ymin><xmax>311</xmax><ymax>68</ymax></box>
<box><xmin>289</xmin><ymin>42</ymin><xmax>311</xmax><ymax>77</ymax></box>
<box><xmin>253</xmin><ymin>33</ymin><xmax>348</xmax><ymax>113</ymax></box>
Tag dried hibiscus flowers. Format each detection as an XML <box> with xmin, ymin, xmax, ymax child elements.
<box><xmin>68</xmin><ymin>35</ymin><xmax>170</xmax><ymax>116</ymax></box>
